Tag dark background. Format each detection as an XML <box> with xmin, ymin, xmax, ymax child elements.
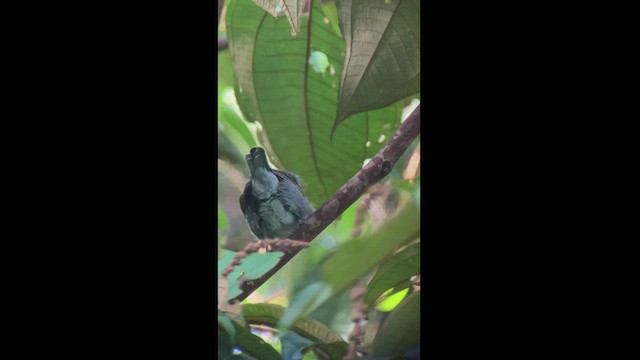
<box><xmin>7</xmin><ymin>0</ymin><xmax>616</xmax><ymax>358</ymax></box>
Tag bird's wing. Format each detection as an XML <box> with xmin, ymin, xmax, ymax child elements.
<box><xmin>272</xmin><ymin>170</ymin><xmax>303</xmax><ymax>191</ymax></box>
<box><xmin>273</xmin><ymin>170</ymin><xmax>313</xmax><ymax>222</ymax></box>
<box><xmin>239</xmin><ymin>181</ymin><xmax>268</xmax><ymax>239</ymax></box>
<box><xmin>239</xmin><ymin>181</ymin><xmax>252</xmax><ymax>215</ymax></box>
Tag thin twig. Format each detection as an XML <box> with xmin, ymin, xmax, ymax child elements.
<box><xmin>351</xmin><ymin>183</ymin><xmax>392</xmax><ymax>238</ymax></box>
<box><xmin>344</xmin><ymin>284</ymin><xmax>367</xmax><ymax>360</ymax></box>
<box><xmin>222</xmin><ymin>238</ymin><xmax>311</xmax><ymax>278</ymax></box>
<box><xmin>229</xmin><ymin>105</ymin><xmax>421</xmax><ymax>303</ymax></box>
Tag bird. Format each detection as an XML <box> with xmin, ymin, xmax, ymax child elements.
<box><xmin>239</xmin><ymin>147</ymin><xmax>313</xmax><ymax>240</ymax></box>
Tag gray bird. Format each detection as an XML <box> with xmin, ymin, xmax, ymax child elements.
<box><xmin>239</xmin><ymin>147</ymin><xmax>313</xmax><ymax>240</ymax></box>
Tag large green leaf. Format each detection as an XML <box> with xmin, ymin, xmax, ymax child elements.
<box><xmin>234</xmin><ymin>323</ymin><xmax>282</xmax><ymax>360</ymax></box>
<box><xmin>371</xmin><ymin>291</ymin><xmax>421</xmax><ymax>357</ymax></box>
<box><xmin>281</xmin><ymin>330</ymin><xmax>316</xmax><ymax>360</ymax></box>
<box><xmin>218</xmin><ymin>48</ymin><xmax>235</xmax><ymax>88</ymax></box>
<box><xmin>320</xmin><ymin>1</ymin><xmax>342</xmax><ymax>38</ymax></box>
<box><xmin>226</xmin><ymin>0</ymin><xmax>402</xmax><ymax>206</ymax></box>
<box><xmin>242</xmin><ymin>303</ymin><xmax>346</xmax><ymax>344</ymax></box>
<box><xmin>219</xmin><ymin>311</ymin><xmax>236</xmax><ymax>360</ymax></box>
<box><xmin>219</xmin><ymin>98</ymin><xmax>258</xmax><ymax>155</ymax></box>
<box><xmin>277</xmin><ymin>281</ymin><xmax>333</xmax><ymax>332</ymax></box>
<box><xmin>322</xmin><ymin>199</ymin><xmax>420</xmax><ymax>294</ymax></box>
<box><xmin>333</xmin><ymin>0</ymin><xmax>420</xmax><ymax>132</ymax></box>
<box><xmin>364</xmin><ymin>241</ymin><xmax>420</xmax><ymax>305</ymax></box>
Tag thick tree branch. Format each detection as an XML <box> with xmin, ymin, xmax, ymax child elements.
<box><xmin>230</xmin><ymin>105</ymin><xmax>421</xmax><ymax>303</ymax></box>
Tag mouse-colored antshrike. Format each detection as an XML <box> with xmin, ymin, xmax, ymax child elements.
<box><xmin>239</xmin><ymin>147</ymin><xmax>313</xmax><ymax>240</ymax></box>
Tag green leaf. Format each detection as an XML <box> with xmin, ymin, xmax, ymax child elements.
<box><xmin>371</xmin><ymin>292</ymin><xmax>420</xmax><ymax>356</ymax></box>
<box><xmin>364</xmin><ymin>242</ymin><xmax>420</xmax><ymax>305</ymax></box>
<box><xmin>322</xmin><ymin>199</ymin><xmax>420</xmax><ymax>296</ymax></box>
<box><xmin>371</xmin><ymin>291</ymin><xmax>420</xmax><ymax>357</ymax></box>
<box><xmin>277</xmin><ymin>281</ymin><xmax>333</xmax><ymax>333</ymax></box>
<box><xmin>319</xmin><ymin>1</ymin><xmax>342</xmax><ymax>38</ymax></box>
<box><xmin>242</xmin><ymin>303</ymin><xmax>346</xmax><ymax>344</ymax></box>
<box><xmin>252</xmin><ymin>0</ymin><xmax>306</xmax><ymax>36</ymax></box>
<box><xmin>234</xmin><ymin>324</ymin><xmax>281</xmax><ymax>360</ymax></box>
<box><xmin>375</xmin><ymin>287</ymin><xmax>409</xmax><ymax>312</ymax></box>
<box><xmin>218</xmin><ymin>204</ymin><xmax>229</xmax><ymax>260</ymax></box>
<box><xmin>307</xmin><ymin>286</ymin><xmax>352</xmax><ymax>330</ymax></box>
<box><xmin>226</xmin><ymin>0</ymin><xmax>402</xmax><ymax>206</ymax></box>
<box><xmin>281</xmin><ymin>330</ymin><xmax>316</xmax><ymax>360</ymax></box>
<box><xmin>230</xmin><ymin>355</ymin><xmax>254</xmax><ymax>360</ymax></box>
<box><xmin>219</xmin><ymin>100</ymin><xmax>258</xmax><ymax>151</ymax></box>
<box><xmin>218</xmin><ymin>204</ymin><xmax>229</xmax><ymax>230</ymax></box>
<box><xmin>390</xmin><ymin>177</ymin><xmax>420</xmax><ymax>192</ymax></box>
<box><xmin>218</xmin><ymin>250</ymin><xmax>284</xmax><ymax>300</ymax></box>
<box><xmin>218</xmin><ymin>326</ymin><xmax>234</xmax><ymax>360</ymax></box>
<box><xmin>333</xmin><ymin>0</ymin><xmax>420</xmax><ymax>133</ymax></box>
<box><xmin>219</xmin><ymin>311</ymin><xmax>236</xmax><ymax>360</ymax></box>
<box><xmin>277</xmin><ymin>199</ymin><xmax>419</xmax><ymax>332</ymax></box>
<box><xmin>218</xmin><ymin>48</ymin><xmax>236</xmax><ymax>88</ymax></box>
<box><xmin>218</xmin><ymin>125</ymin><xmax>246</xmax><ymax>166</ymax></box>
<box><xmin>303</xmin><ymin>341</ymin><xmax>349</xmax><ymax>360</ymax></box>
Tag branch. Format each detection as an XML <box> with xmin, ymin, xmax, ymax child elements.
<box><xmin>217</xmin><ymin>0</ymin><xmax>224</xmax><ymax>28</ymax></box>
<box><xmin>344</xmin><ymin>283</ymin><xmax>367</xmax><ymax>360</ymax></box>
<box><xmin>217</xmin><ymin>0</ymin><xmax>228</xmax><ymax>52</ymax></box>
<box><xmin>230</xmin><ymin>105</ymin><xmax>421</xmax><ymax>303</ymax></box>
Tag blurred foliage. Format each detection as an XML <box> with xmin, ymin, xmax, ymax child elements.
<box><xmin>218</xmin><ymin>0</ymin><xmax>420</xmax><ymax>358</ymax></box>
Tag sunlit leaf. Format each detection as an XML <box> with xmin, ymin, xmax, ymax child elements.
<box><xmin>333</xmin><ymin>0</ymin><xmax>420</xmax><ymax>133</ymax></box>
<box><xmin>226</xmin><ymin>0</ymin><xmax>402</xmax><ymax>206</ymax></box>
<box><xmin>375</xmin><ymin>287</ymin><xmax>409</xmax><ymax>312</ymax></box>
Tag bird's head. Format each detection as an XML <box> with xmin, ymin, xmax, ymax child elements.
<box><xmin>245</xmin><ymin>147</ymin><xmax>278</xmax><ymax>199</ymax></box>
<box><xmin>246</xmin><ymin>147</ymin><xmax>272</xmax><ymax>175</ymax></box>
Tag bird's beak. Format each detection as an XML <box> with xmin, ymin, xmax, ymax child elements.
<box><xmin>247</xmin><ymin>147</ymin><xmax>270</xmax><ymax>175</ymax></box>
